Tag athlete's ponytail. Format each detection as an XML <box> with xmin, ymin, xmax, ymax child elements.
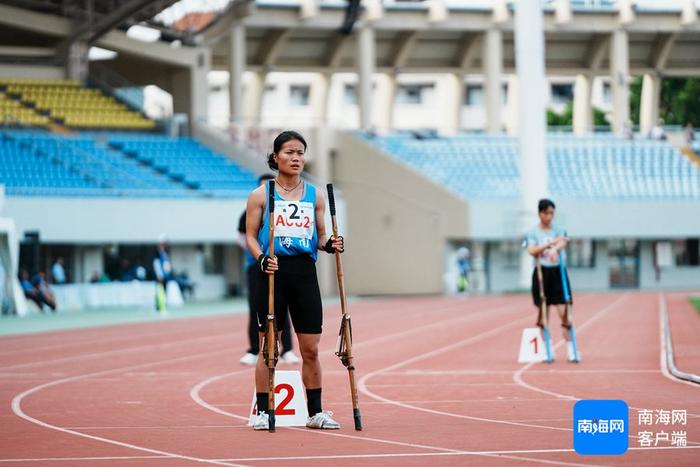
<box><xmin>267</xmin><ymin>152</ymin><xmax>278</xmax><ymax>170</ymax></box>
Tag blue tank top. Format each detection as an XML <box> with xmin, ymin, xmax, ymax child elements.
<box><xmin>258</xmin><ymin>182</ymin><xmax>318</xmax><ymax>261</ymax></box>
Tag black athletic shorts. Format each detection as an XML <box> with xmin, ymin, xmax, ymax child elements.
<box><xmin>531</xmin><ymin>265</ymin><xmax>572</xmax><ymax>307</ymax></box>
<box><xmin>251</xmin><ymin>255</ymin><xmax>323</xmax><ymax>334</ymax></box>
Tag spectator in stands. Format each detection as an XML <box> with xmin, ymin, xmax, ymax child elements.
<box><xmin>89</xmin><ymin>271</ymin><xmax>101</xmax><ymax>283</ymax></box>
<box><xmin>237</xmin><ymin>174</ymin><xmax>299</xmax><ymax>366</ymax></box>
<box><xmin>685</xmin><ymin>122</ymin><xmax>695</xmax><ymax>146</ymax></box>
<box><xmin>0</xmin><ymin>259</ymin><xmax>9</xmax><ymax>315</ymax></box>
<box><xmin>456</xmin><ymin>247</ymin><xmax>471</xmax><ymax>293</ymax></box>
<box><xmin>90</xmin><ymin>270</ymin><xmax>111</xmax><ymax>283</ymax></box>
<box><xmin>20</xmin><ymin>269</ymin><xmax>56</xmax><ymax>313</ymax></box>
<box><xmin>51</xmin><ymin>257</ymin><xmax>66</xmax><ymax>284</ymax></box>
<box><xmin>31</xmin><ymin>271</ymin><xmax>56</xmax><ymax>312</ymax></box>
<box><xmin>121</xmin><ymin>262</ymin><xmax>147</xmax><ymax>282</ymax></box>
<box><xmin>153</xmin><ymin>235</ymin><xmax>174</xmax><ymax>284</ymax></box>
<box><xmin>153</xmin><ymin>234</ymin><xmax>174</xmax><ymax>313</ymax></box>
<box><xmin>174</xmin><ymin>270</ymin><xmax>195</xmax><ymax>301</ymax></box>
<box><xmin>120</xmin><ymin>259</ymin><xmax>136</xmax><ymax>281</ymax></box>
<box><xmin>650</xmin><ymin>119</ymin><xmax>667</xmax><ymax>140</ymax></box>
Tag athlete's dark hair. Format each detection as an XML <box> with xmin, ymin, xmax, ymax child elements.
<box><xmin>538</xmin><ymin>198</ymin><xmax>556</xmax><ymax>212</ymax></box>
<box><xmin>267</xmin><ymin>130</ymin><xmax>307</xmax><ymax>170</ymax></box>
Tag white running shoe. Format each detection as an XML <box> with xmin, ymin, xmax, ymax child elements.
<box><xmin>306</xmin><ymin>411</ymin><xmax>340</xmax><ymax>429</ymax></box>
<box><xmin>281</xmin><ymin>350</ymin><xmax>300</xmax><ymax>364</ymax></box>
<box><xmin>239</xmin><ymin>352</ymin><xmax>258</xmax><ymax>366</ymax></box>
<box><xmin>252</xmin><ymin>411</ymin><xmax>269</xmax><ymax>430</ymax></box>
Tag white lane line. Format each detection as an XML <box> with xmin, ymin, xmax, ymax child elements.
<box><xmin>215</xmin><ymin>397</ymin><xmax>569</xmax><ymax>407</ymax></box>
<box><xmin>0</xmin><ymin>456</ymin><xmax>171</xmax><ymax>463</ymax></box>
<box><xmin>0</xmin><ymin>317</ymin><xmax>237</xmax><ymax>358</ymax></box>
<box><xmin>388</xmin><ymin>369</ymin><xmax>660</xmax><ymax>375</ymax></box>
<box><xmin>512</xmin><ymin>294</ymin><xmax>629</xmax><ymax>400</ymax></box>
<box><xmin>191</xmin><ymin>299</ymin><xmax>608</xmax><ymax>466</ymax></box>
<box><xmin>0</xmin><ymin>332</ymin><xmax>235</xmax><ymax>371</ymax></box>
<box><xmin>213</xmin><ymin>445</ymin><xmax>700</xmax><ymax>462</ymax></box>
<box><xmin>64</xmin><ymin>425</ymin><xmax>250</xmax><ymax>430</ymax></box>
<box><xmin>357</xmin><ymin>312</ymin><xmax>577</xmax><ymax>433</ymax></box>
<box><xmin>513</xmin><ymin>294</ymin><xmax>700</xmax><ymax>415</ymax></box>
<box><xmin>11</xmin><ymin>347</ymin><xmax>249</xmax><ymax>467</ymax></box>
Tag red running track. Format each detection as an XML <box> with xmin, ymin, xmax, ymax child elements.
<box><xmin>0</xmin><ymin>292</ymin><xmax>698</xmax><ymax>466</ymax></box>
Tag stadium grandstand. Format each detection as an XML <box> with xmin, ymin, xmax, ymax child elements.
<box><xmin>0</xmin><ymin>0</ymin><xmax>699</xmax><ymax>314</ymax></box>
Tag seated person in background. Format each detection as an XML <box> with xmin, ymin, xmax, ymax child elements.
<box><xmin>174</xmin><ymin>270</ymin><xmax>195</xmax><ymax>301</ymax></box>
<box><xmin>649</xmin><ymin>119</ymin><xmax>667</xmax><ymax>140</ymax></box>
<box><xmin>90</xmin><ymin>270</ymin><xmax>111</xmax><ymax>283</ymax></box>
<box><xmin>20</xmin><ymin>269</ymin><xmax>56</xmax><ymax>313</ymax></box>
<box><xmin>31</xmin><ymin>271</ymin><xmax>57</xmax><ymax>312</ymax></box>
<box><xmin>121</xmin><ymin>262</ymin><xmax>147</xmax><ymax>282</ymax></box>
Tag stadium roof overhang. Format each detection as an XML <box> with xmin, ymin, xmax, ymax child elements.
<box><xmin>0</xmin><ymin>0</ymin><xmax>203</xmax><ymax>67</ymax></box>
<box><xmin>203</xmin><ymin>2</ymin><xmax>700</xmax><ymax>77</ymax></box>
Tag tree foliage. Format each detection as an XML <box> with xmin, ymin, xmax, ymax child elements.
<box><xmin>630</xmin><ymin>76</ymin><xmax>700</xmax><ymax>126</ymax></box>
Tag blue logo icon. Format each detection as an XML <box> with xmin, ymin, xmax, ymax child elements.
<box><xmin>574</xmin><ymin>400</ymin><xmax>629</xmax><ymax>455</ymax></box>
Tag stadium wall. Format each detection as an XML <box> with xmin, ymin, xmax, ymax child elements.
<box><xmin>485</xmin><ymin>240</ymin><xmax>610</xmax><ymax>293</ymax></box>
<box><xmin>4</xmin><ymin>197</ymin><xmax>246</xmax><ymax>243</ymax></box>
<box><xmin>469</xmin><ymin>200</ymin><xmax>700</xmax><ymax>240</ymax></box>
<box><xmin>0</xmin><ymin>65</ymin><xmax>64</xmax><ymax>80</ymax></box>
<box><xmin>639</xmin><ymin>241</ymin><xmax>700</xmax><ymax>290</ymax></box>
<box><xmin>333</xmin><ymin>131</ymin><xmax>469</xmax><ymax>295</ymax></box>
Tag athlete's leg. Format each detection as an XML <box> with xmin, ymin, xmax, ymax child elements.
<box><xmin>297</xmin><ymin>332</ymin><xmax>322</xmax><ymax>389</ymax></box>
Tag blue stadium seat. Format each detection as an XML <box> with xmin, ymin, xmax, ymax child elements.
<box><xmin>0</xmin><ymin>130</ymin><xmax>258</xmax><ymax>198</ymax></box>
<box><xmin>363</xmin><ymin>133</ymin><xmax>700</xmax><ymax>200</ymax></box>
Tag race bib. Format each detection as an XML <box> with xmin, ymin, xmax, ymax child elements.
<box><xmin>273</xmin><ymin>200</ymin><xmax>315</xmax><ymax>239</ymax></box>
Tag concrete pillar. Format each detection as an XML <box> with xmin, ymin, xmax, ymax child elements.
<box><xmin>610</xmin><ymin>29</ymin><xmax>630</xmax><ymax>134</ymax></box>
<box><xmin>311</xmin><ymin>72</ymin><xmax>331</xmax><ymax>126</ymax></box>
<box><xmin>444</xmin><ymin>73</ymin><xmax>464</xmax><ymax>134</ymax></box>
<box><xmin>191</xmin><ymin>51</ymin><xmax>210</xmax><ymax>125</ymax></box>
<box><xmin>515</xmin><ymin>0</ymin><xmax>548</xmax><ymax>288</ymax></box>
<box><xmin>554</xmin><ymin>0</ymin><xmax>573</xmax><ymax>24</ymax></box>
<box><xmin>357</xmin><ymin>24</ymin><xmax>376</xmax><ymax>131</ymax></box>
<box><xmin>309</xmin><ymin>126</ymin><xmax>334</xmax><ymax>297</ymax></box>
<box><xmin>243</xmin><ymin>71</ymin><xmax>266</xmax><ymax>125</ymax></box>
<box><xmin>639</xmin><ymin>73</ymin><xmax>660</xmax><ymax>136</ymax></box>
<box><xmin>229</xmin><ymin>22</ymin><xmax>245</xmax><ymax>124</ymax></box>
<box><xmin>573</xmin><ymin>74</ymin><xmax>593</xmax><ymax>135</ymax></box>
<box><xmin>682</xmin><ymin>0</ymin><xmax>698</xmax><ymax>25</ymax></box>
<box><xmin>483</xmin><ymin>28</ymin><xmax>503</xmax><ymax>133</ymax></box>
<box><xmin>171</xmin><ymin>50</ymin><xmax>210</xmax><ymax>128</ymax></box>
<box><xmin>375</xmin><ymin>73</ymin><xmax>397</xmax><ymax>133</ymax></box>
<box><xmin>66</xmin><ymin>41</ymin><xmax>88</xmax><ymax>82</ymax></box>
<box><xmin>504</xmin><ymin>75</ymin><xmax>519</xmax><ymax>135</ymax></box>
